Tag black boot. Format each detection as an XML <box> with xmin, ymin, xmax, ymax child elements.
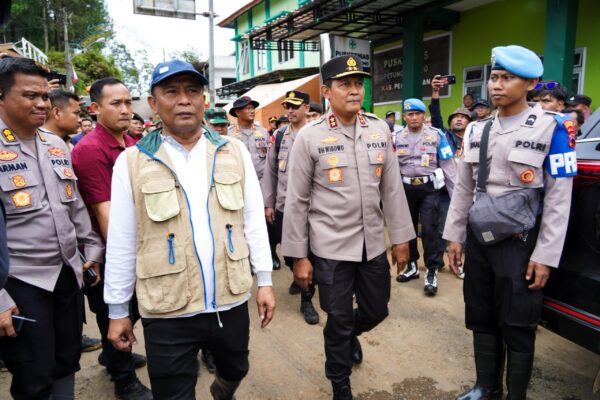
<box><xmin>202</xmin><ymin>348</ymin><xmax>217</xmax><ymax>374</ymax></box>
<box><xmin>332</xmin><ymin>378</ymin><xmax>353</xmax><ymax>400</ymax></box>
<box><xmin>210</xmin><ymin>374</ymin><xmax>241</xmax><ymax>400</ymax></box>
<box><xmin>114</xmin><ymin>373</ymin><xmax>153</xmax><ymax>400</ymax></box>
<box><xmin>505</xmin><ymin>349</ymin><xmax>534</xmax><ymax>400</ymax></box>
<box><xmin>351</xmin><ymin>335</ymin><xmax>363</xmax><ymax>364</ymax></box>
<box><xmin>300</xmin><ymin>285</ymin><xmax>319</xmax><ymax>324</ymax></box>
<box><xmin>271</xmin><ymin>246</ymin><xmax>281</xmax><ymax>270</ymax></box>
<box><xmin>456</xmin><ymin>334</ymin><xmax>505</xmax><ymax>400</ymax></box>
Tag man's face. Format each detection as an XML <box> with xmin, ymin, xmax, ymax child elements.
<box><xmin>463</xmin><ymin>95</ymin><xmax>474</xmax><ymax>108</ymax></box>
<box><xmin>284</xmin><ymin>102</ymin><xmax>309</xmax><ymax>125</ymax></box>
<box><xmin>404</xmin><ymin>111</ymin><xmax>425</xmax><ymax>131</ymax></box>
<box><xmin>148</xmin><ymin>74</ymin><xmax>205</xmax><ymax>135</ymax></box>
<box><xmin>306</xmin><ymin>111</ymin><xmax>321</xmax><ymax>122</ymax></box>
<box><xmin>386</xmin><ymin>115</ymin><xmax>396</xmax><ymax>124</ymax></box>
<box><xmin>130</xmin><ymin>119</ymin><xmax>144</xmax><ymax>135</ymax></box>
<box><xmin>540</xmin><ymin>94</ymin><xmax>565</xmax><ymax>112</ymax></box>
<box><xmin>322</xmin><ymin>76</ymin><xmax>364</xmax><ymax>116</ymax></box>
<box><xmin>269</xmin><ymin>120</ymin><xmax>277</xmax><ymax>129</ymax></box>
<box><xmin>55</xmin><ymin>98</ymin><xmax>81</xmax><ymax>135</ymax></box>
<box><xmin>450</xmin><ymin>114</ymin><xmax>469</xmax><ymax>131</ymax></box>
<box><xmin>81</xmin><ymin>119</ymin><xmax>94</xmax><ymax>133</ymax></box>
<box><xmin>0</xmin><ymin>73</ymin><xmax>50</xmax><ymax>132</ymax></box>
<box><xmin>474</xmin><ymin>105</ymin><xmax>490</xmax><ymax>119</ymax></box>
<box><xmin>573</xmin><ymin>103</ymin><xmax>591</xmax><ymax>119</ymax></box>
<box><xmin>210</xmin><ymin>123</ymin><xmax>229</xmax><ymax>135</ymax></box>
<box><xmin>488</xmin><ymin>71</ymin><xmax>535</xmax><ymax>109</ymax></box>
<box><xmin>93</xmin><ymin>83</ymin><xmax>132</xmax><ymax>133</ymax></box>
<box><xmin>235</xmin><ymin>104</ymin><xmax>255</xmax><ymax>123</ymax></box>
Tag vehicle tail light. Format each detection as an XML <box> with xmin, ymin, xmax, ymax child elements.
<box><xmin>575</xmin><ymin>160</ymin><xmax>600</xmax><ymax>185</ymax></box>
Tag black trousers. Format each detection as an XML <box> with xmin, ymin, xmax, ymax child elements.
<box><xmin>0</xmin><ymin>266</ymin><xmax>83</xmax><ymax>400</ymax></box>
<box><xmin>85</xmin><ymin>263</ymin><xmax>138</xmax><ymax>381</ymax></box>
<box><xmin>312</xmin><ymin>250</ymin><xmax>390</xmax><ymax>383</ymax></box>
<box><xmin>463</xmin><ymin>224</ymin><xmax>542</xmax><ymax>353</ymax></box>
<box><xmin>142</xmin><ymin>302</ymin><xmax>250</xmax><ymax>400</ymax></box>
<box><xmin>403</xmin><ymin>182</ymin><xmax>442</xmax><ymax>270</ymax></box>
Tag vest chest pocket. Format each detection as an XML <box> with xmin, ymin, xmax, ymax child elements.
<box><xmin>141</xmin><ymin>179</ymin><xmax>180</xmax><ymax>222</ymax></box>
<box><xmin>507</xmin><ymin>150</ymin><xmax>545</xmax><ymax>188</ymax></box>
<box><xmin>224</xmin><ymin>231</ymin><xmax>252</xmax><ymax>295</ymax></box>
<box><xmin>0</xmin><ymin>171</ymin><xmax>42</xmax><ymax>214</ymax></box>
<box><xmin>214</xmin><ymin>171</ymin><xmax>244</xmax><ymax>211</ymax></box>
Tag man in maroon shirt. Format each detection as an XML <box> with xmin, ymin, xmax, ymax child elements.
<box><xmin>71</xmin><ymin>78</ymin><xmax>152</xmax><ymax>400</ymax></box>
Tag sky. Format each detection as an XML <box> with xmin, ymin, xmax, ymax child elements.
<box><xmin>105</xmin><ymin>0</ymin><xmax>244</xmax><ymax>64</ymax></box>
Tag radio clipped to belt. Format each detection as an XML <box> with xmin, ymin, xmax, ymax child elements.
<box><xmin>468</xmin><ymin>120</ymin><xmax>540</xmax><ymax>245</ymax></box>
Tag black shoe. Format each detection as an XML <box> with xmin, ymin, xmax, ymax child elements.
<box><xmin>396</xmin><ymin>261</ymin><xmax>419</xmax><ymax>282</ymax></box>
<box><xmin>456</xmin><ymin>334</ymin><xmax>505</xmax><ymax>400</ymax></box>
<box><xmin>99</xmin><ymin>352</ymin><xmax>147</xmax><ymax>369</ymax></box>
<box><xmin>272</xmin><ymin>257</ymin><xmax>281</xmax><ymax>270</ymax></box>
<box><xmin>114</xmin><ymin>374</ymin><xmax>153</xmax><ymax>400</ymax></box>
<box><xmin>300</xmin><ymin>300</ymin><xmax>320</xmax><ymax>325</ymax></box>
<box><xmin>505</xmin><ymin>349</ymin><xmax>534</xmax><ymax>400</ymax></box>
<box><xmin>424</xmin><ymin>269</ymin><xmax>438</xmax><ymax>296</ymax></box>
<box><xmin>351</xmin><ymin>336</ymin><xmax>362</xmax><ymax>364</ymax></box>
<box><xmin>289</xmin><ymin>281</ymin><xmax>301</xmax><ymax>295</ymax></box>
<box><xmin>81</xmin><ymin>334</ymin><xmax>102</xmax><ymax>352</ymax></box>
<box><xmin>332</xmin><ymin>378</ymin><xmax>353</xmax><ymax>400</ymax></box>
<box><xmin>202</xmin><ymin>349</ymin><xmax>217</xmax><ymax>374</ymax></box>
<box><xmin>0</xmin><ymin>358</ymin><xmax>7</xmax><ymax>372</ymax></box>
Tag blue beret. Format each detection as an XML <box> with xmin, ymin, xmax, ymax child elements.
<box><xmin>403</xmin><ymin>98</ymin><xmax>426</xmax><ymax>112</ymax></box>
<box><xmin>491</xmin><ymin>45</ymin><xmax>543</xmax><ymax>79</ymax></box>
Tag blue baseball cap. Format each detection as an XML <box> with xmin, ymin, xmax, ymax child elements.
<box><xmin>150</xmin><ymin>59</ymin><xmax>208</xmax><ymax>91</ymax></box>
<box><xmin>491</xmin><ymin>45</ymin><xmax>543</xmax><ymax>79</ymax></box>
<box><xmin>403</xmin><ymin>98</ymin><xmax>426</xmax><ymax>112</ymax></box>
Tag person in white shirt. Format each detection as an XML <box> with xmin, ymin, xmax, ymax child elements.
<box><xmin>104</xmin><ymin>59</ymin><xmax>276</xmax><ymax>400</ymax></box>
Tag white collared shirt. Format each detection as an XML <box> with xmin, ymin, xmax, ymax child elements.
<box><xmin>104</xmin><ymin>133</ymin><xmax>272</xmax><ymax>319</ymax></box>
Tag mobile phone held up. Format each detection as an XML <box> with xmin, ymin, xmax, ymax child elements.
<box><xmin>438</xmin><ymin>74</ymin><xmax>456</xmax><ymax>85</ymax></box>
<box><xmin>48</xmin><ymin>71</ymin><xmax>67</xmax><ymax>86</ymax></box>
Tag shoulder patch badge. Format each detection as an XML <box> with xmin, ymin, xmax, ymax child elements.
<box><xmin>563</xmin><ymin>120</ymin><xmax>576</xmax><ymax>149</ymax></box>
<box><xmin>48</xmin><ymin>147</ymin><xmax>65</xmax><ymax>157</ymax></box>
<box><xmin>320</xmin><ymin>136</ymin><xmax>339</xmax><ymax>144</ymax></box>
<box><xmin>0</xmin><ymin>150</ymin><xmax>18</xmax><ymax>161</ymax></box>
<box><xmin>12</xmin><ymin>191</ymin><xmax>31</xmax><ymax>208</ymax></box>
<box><xmin>2</xmin><ymin>129</ymin><xmax>15</xmax><ymax>142</ymax></box>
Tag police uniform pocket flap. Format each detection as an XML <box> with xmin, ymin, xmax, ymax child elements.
<box><xmin>0</xmin><ymin>171</ymin><xmax>38</xmax><ymax>191</ymax></box>
<box><xmin>507</xmin><ymin>150</ymin><xmax>545</xmax><ymax>168</ymax></box>
<box><xmin>367</xmin><ymin>150</ymin><xmax>386</xmax><ymax>165</ymax></box>
<box><xmin>52</xmin><ymin>166</ymin><xmax>77</xmax><ymax>181</ymax></box>
<box><xmin>214</xmin><ymin>171</ymin><xmax>244</xmax><ymax>211</ymax></box>
<box><xmin>141</xmin><ymin>179</ymin><xmax>180</xmax><ymax>222</ymax></box>
<box><xmin>318</xmin><ymin>153</ymin><xmax>348</xmax><ymax>170</ymax></box>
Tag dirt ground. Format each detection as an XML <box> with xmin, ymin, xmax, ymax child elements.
<box><xmin>1</xmin><ymin>251</ymin><xmax>599</xmax><ymax>399</ymax></box>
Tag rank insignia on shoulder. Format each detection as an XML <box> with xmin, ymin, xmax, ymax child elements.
<box><xmin>328</xmin><ymin>115</ymin><xmax>338</xmax><ymax>129</ymax></box>
<box><xmin>326</xmin><ymin>168</ymin><xmax>343</xmax><ymax>183</ymax></box>
<box><xmin>0</xmin><ymin>150</ymin><xmax>18</xmax><ymax>161</ymax></box>
<box><xmin>66</xmin><ymin>183</ymin><xmax>73</xmax><ymax>198</ymax></box>
<box><xmin>11</xmin><ymin>175</ymin><xmax>26</xmax><ymax>188</ymax></box>
<box><xmin>64</xmin><ymin>168</ymin><xmax>73</xmax><ymax>177</ymax></box>
<box><xmin>12</xmin><ymin>191</ymin><xmax>31</xmax><ymax>208</ymax></box>
<box><xmin>357</xmin><ymin>114</ymin><xmax>367</xmax><ymax>126</ymax></box>
<box><xmin>48</xmin><ymin>147</ymin><xmax>65</xmax><ymax>157</ymax></box>
<box><xmin>525</xmin><ymin>115</ymin><xmax>537</xmax><ymax>126</ymax></box>
<box><xmin>520</xmin><ymin>169</ymin><xmax>535</xmax><ymax>184</ymax></box>
<box><xmin>375</xmin><ymin>166</ymin><xmax>382</xmax><ymax>178</ymax></box>
<box><xmin>328</xmin><ymin>155</ymin><xmax>340</xmax><ymax>166</ymax></box>
<box><xmin>367</xmin><ymin>133</ymin><xmax>381</xmax><ymax>140</ymax></box>
<box><xmin>2</xmin><ymin>128</ymin><xmax>15</xmax><ymax>142</ymax></box>
<box><xmin>320</xmin><ymin>136</ymin><xmax>339</xmax><ymax>144</ymax></box>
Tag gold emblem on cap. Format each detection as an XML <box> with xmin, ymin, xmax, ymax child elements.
<box><xmin>346</xmin><ymin>57</ymin><xmax>358</xmax><ymax>72</ymax></box>
<box><xmin>289</xmin><ymin>91</ymin><xmax>295</xmax><ymax>98</ymax></box>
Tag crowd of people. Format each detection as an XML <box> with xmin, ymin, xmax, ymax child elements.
<box><xmin>0</xmin><ymin>43</ymin><xmax>590</xmax><ymax>400</ymax></box>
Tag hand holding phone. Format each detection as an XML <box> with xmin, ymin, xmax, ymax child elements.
<box><xmin>437</xmin><ymin>74</ymin><xmax>456</xmax><ymax>85</ymax></box>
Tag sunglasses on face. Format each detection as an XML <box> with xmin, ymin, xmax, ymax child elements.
<box><xmin>283</xmin><ymin>103</ymin><xmax>302</xmax><ymax>110</ymax></box>
<box><xmin>533</xmin><ymin>81</ymin><xmax>559</xmax><ymax>91</ymax></box>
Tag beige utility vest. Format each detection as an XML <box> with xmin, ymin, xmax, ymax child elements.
<box><xmin>126</xmin><ymin>134</ymin><xmax>252</xmax><ymax>318</ymax></box>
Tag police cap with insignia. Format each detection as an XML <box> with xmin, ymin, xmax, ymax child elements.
<box><xmin>566</xmin><ymin>94</ymin><xmax>592</xmax><ymax>107</ymax></box>
<box><xmin>282</xmin><ymin>90</ymin><xmax>310</xmax><ymax>106</ymax></box>
<box><xmin>490</xmin><ymin>45</ymin><xmax>543</xmax><ymax>79</ymax></box>
<box><xmin>268</xmin><ymin>116</ymin><xmax>278</xmax><ymax>123</ymax></box>
<box><xmin>403</xmin><ymin>98</ymin><xmax>426</xmax><ymax>113</ymax></box>
<box><xmin>321</xmin><ymin>55</ymin><xmax>370</xmax><ymax>82</ymax></box>
<box><xmin>229</xmin><ymin>96</ymin><xmax>260</xmax><ymax>117</ymax></box>
<box><xmin>208</xmin><ymin>108</ymin><xmax>229</xmax><ymax>125</ymax></box>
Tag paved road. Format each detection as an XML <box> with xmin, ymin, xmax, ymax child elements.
<box><xmin>1</xmin><ymin>251</ymin><xmax>598</xmax><ymax>399</ymax></box>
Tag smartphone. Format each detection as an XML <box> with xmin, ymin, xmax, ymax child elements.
<box><xmin>12</xmin><ymin>315</ymin><xmax>36</xmax><ymax>333</ymax></box>
<box><xmin>83</xmin><ymin>268</ymin><xmax>97</xmax><ymax>285</ymax></box>
<box><xmin>437</xmin><ymin>74</ymin><xmax>456</xmax><ymax>85</ymax></box>
<box><xmin>48</xmin><ymin>71</ymin><xmax>67</xmax><ymax>85</ymax></box>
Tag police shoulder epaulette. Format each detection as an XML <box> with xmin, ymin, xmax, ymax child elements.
<box><xmin>362</xmin><ymin>112</ymin><xmax>380</xmax><ymax>120</ymax></box>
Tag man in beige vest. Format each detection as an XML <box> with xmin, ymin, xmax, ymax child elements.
<box><xmin>104</xmin><ymin>60</ymin><xmax>275</xmax><ymax>400</ymax></box>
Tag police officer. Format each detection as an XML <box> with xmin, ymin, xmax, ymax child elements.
<box><xmin>282</xmin><ymin>55</ymin><xmax>414</xmax><ymax>400</ymax></box>
<box><xmin>228</xmin><ymin>96</ymin><xmax>269</xmax><ymax>182</ymax></box>
<box><xmin>262</xmin><ymin>90</ymin><xmax>319</xmax><ymax>325</ymax></box>
<box><xmin>394</xmin><ymin>98</ymin><xmax>456</xmax><ymax>296</ymax></box>
<box><xmin>206</xmin><ymin>107</ymin><xmax>230</xmax><ymax>135</ymax></box>
<box><xmin>444</xmin><ymin>45</ymin><xmax>577</xmax><ymax>400</ymax></box>
<box><xmin>0</xmin><ymin>57</ymin><xmax>104</xmax><ymax>399</ymax></box>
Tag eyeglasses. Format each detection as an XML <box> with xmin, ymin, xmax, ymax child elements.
<box><xmin>283</xmin><ymin>103</ymin><xmax>302</xmax><ymax>110</ymax></box>
<box><xmin>533</xmin><ymin>81</ymin><xmax>559</xmax><ymax>91</ymax></box>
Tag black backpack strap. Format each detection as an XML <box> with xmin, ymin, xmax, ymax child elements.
<box><xmin>476</xmin><ymin>120</ymin><xmax>494</xmax><ymax>193</ymax></box>
<box><xmin>274</xmin><ymin>127</ymin><xmax>286</xmax><ymax>158</ymax></box>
